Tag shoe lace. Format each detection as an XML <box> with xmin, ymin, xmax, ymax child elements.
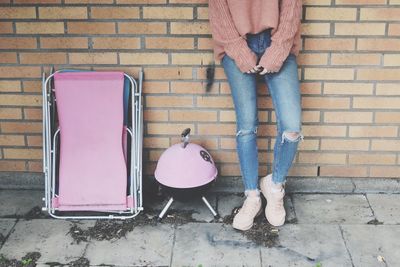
<box><xmin>271</xmin><ymin>189</ymin><xmax>284</xmax><ymax>212</ymax></box>
<box><xmin>240</xmin><ymin>197</ymin><xmax>259</xmax><ymax>215</ymax></box>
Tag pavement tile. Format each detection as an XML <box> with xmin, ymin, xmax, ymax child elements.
<box><xmin>0</xmin><ymin>219</ymin><xmax>91</xmax><ymax>264</ymax></box>
<box><xmin>0</xmin><ymin>190</ymin><xmax>44</xmax><ymax>217</ymax></box>
<box><xmin>341</xmin><ymin>225</ymin><xmax>400</xmax><ymax>267</ymax></box>
<box><xmin>261</xmin><ymin>224</ymin><xmax>352</xmax><ymax>267</ymax></box>
<box><xmin>353</xmin><ymin>178</ymin><xmax>400</xmax><ymax>194</ymax></box>
<box><xmin>286</xmin><ymin>177</ymin><xmax>355</xmax><ymax>193</ymax></box>
<box><xmin>366</xmin><ymin>194</ymin><xmax>400</xmax><ymax>224</ymax></box>
<box><xmin>172</xmin><ymin>222</ymin><xmax>260</xmax><ymax>267</ymax></box>
<box><xmin>85</xmin><ymin>223</ymin><xmax>175</xmax><ymax>266</ymax></box>
<box><xmin>292</xmin><ymin>194</ymin><xmax>374</xmax><ymax>224</ymax></box>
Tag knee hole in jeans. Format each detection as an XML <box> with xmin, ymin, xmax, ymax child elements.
<box><xmin>236</xmin><ymin>126</ymin><xmax>258</xmax><ymax>138</ymax></box>
<box><xmin>280</xmin><ymin>131</ymin><xmax>304</xmax><ymax>144</ymax></box>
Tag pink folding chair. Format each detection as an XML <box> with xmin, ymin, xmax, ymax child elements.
<box><xmin>42</xmin><ymin>69</ymin><xmax>143</xmax><ymax>219</ymax></box>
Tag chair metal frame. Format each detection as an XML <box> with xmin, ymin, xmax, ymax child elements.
<box><xmin>42</xmin><ymin>69</ymin><xmax>144</xmax><ymax>219</ymax></box>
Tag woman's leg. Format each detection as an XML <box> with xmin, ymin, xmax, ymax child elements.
<box><xmin>264</xmin><ymin>53</ymin><xmax>304</xmax><ymax>184</ymax></box>
<box><xmin>221</xmin><ymin>54</ymin><xmax>259</xmax><ymax>192</ymax></box>
<box><xmin>222</xmin><ymin>53</ymin><xmax>262</xmax><ymax>231</ymax></box>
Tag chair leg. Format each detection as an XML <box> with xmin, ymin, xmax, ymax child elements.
<box><xmin>201</xmin><ymin>196</ymin><xmax>219</xmax><ymax>218</ymax></box>
<box><xmin>158</xmin><ymin>197</ymin><xmax>174</xmax><ymax>221</ymax></box>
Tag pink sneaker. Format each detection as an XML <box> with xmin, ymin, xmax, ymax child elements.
<box><xmin>260</xmin><ymin>173</ymin><xmax>286</xmax><ymax>226</ymax></box>
<box><xmin>232</xmin><ymin>195</ymin><xmax>262</xmax><ymax>231</ymax></box>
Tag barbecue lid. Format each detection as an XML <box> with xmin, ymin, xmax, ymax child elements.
<box><xmin>154</xmin><ymin>142</ymin><xmax>218</xmax><ymax>189</ymax></box>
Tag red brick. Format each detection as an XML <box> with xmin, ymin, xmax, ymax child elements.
<box><xmin>1</xmin><ymin>122</ymin><xmax>42</xmax><ymax>133</ymax></box>
<box><xmin>16</xmin><ymin>22</ymin><xmax>64</xmax><ymax>34</ymax></box>
<box><xmin>0</xmin><ymin>67</ymin><xmax>41</xmax><ymax>78</ymax></box>
<box><xmin>4</xmin><ymin>148</ymin><xmax>42</xmax><ymax>160</ymax></box>
<box><xmin>357</xmin><ymin>38</ymin><xmax>400</xmax><ymax>51</ymax></box>
<box><xmin>24</xmin><ymin>108</ymin><xmax>42</xmax><ymax>120</ymax></box>
<box><xmin>0</xmin><ymin>7</ymin><xmax>36</xmax><ymax>18</ymax></box>
<box><xmin>0</xmin><ymin>53</ymin><xmax>17</xmax><ymax>64</ymax></box>
<box><xmin>0</xmin><ymin>108</ymin><xmax>22</xmax><ymax>119</ymax></box>
<box><xmin>119</xmin><ymin>22</ymin><xmax>166</xmax><ymax>34</ymax></box>
<box><xmin>39</xmin><ymin>7</ymin><xmax>88</xmax><ymax>19</ymax></box>
<box><xmin>69</xmin><ymin>53</ymin><xmax>118</xmax><ymax>65</ymax></box>
<box><xmin>0</xmin><ymin>135</ymin><xmax>25</xmax><ymax>146</ymax></box>
<box><xmin>0</xmin><ymin>81</ymin><xmax>23</xmax><ymax>93</ymax></box>
<box><xmin>0</xmin><ymin>22</ymin><xmax>13</xmax><ymax>34</ymax></box>
<box><xmin>0</xmin><ymin>38</ymin><xmax>37</xmax><ymax>49</ymax></box>
<box><xmin>68</xmin><ymin>22</ymin><xmax>115</xmax><ymax>34</ymax></box>
<box><xmin>91</xmin><ymin>7</ymin><xmax>139</xmax><ymax>19</ymax></box>
<box><xmin>14</xmin><ymin>0</ymin><xmax>60</xmax><ymax>3</ymax></box>
<box><xmin>146</xmin><ymin>37</ymin><xmax>194</xmax><ymax>50</ymax></box>
<box><xmin>28</xmin><ymin>161</ymin><xmax>42</xmax><ymax>172</ymax></box>
<box><xmin>40</xmin><ymin>37</ymin><xmax>88</xmax><ymax>49</ymax></box>
<box><xmin>370</xmin><ymin>166</ymin><xmax>400</xmax><ymax>178</ymax></box>
<box><xmin>0</xmin><ymin>161</ymin><xmax>26</xmax><ymax>172</ymax></box>
<box><xmin>20</xmin><ymin>53</ymin><xmax>67</xmax><ymax>65</ymax></box>
<box><xmin>92</xmin><ymin>37</ymin><xmax>140</xmax><ymax>50</ymax></box>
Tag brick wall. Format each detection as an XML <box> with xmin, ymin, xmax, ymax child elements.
<box><xmin>0</xmin><ymin>0</ymin><xmax>399</xmax><ymax>180</ymax></box>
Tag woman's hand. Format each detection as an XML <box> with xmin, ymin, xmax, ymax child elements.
<box><xmin>246</xmin><ymin>65</ymin><xmax>262</xmax><ymax>74</ymax></box>
<box><xmin>246</xmin><ymin>65</ymin><xmax>278</xmax><ymax>75</ymax></box>
<box><xmin>257</xmin><ymin>65</ymin><xmax>278</xmax><ymax>75</ymax></box>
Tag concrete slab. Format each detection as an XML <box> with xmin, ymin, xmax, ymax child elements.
<box><xmin>292</xmin><ymin>194</ymin><xmax>374</xmax><ymax>224</ymax></box>
<box><xmin>172</xmin><ymin>223</ymin><xmax>261</xmax><ymax>267</ymax></box>
<box><xmin>353</xmin><ymin>178</ymin><xmax>400</xmax><ymax>194</ymax></box>
<box><xmin>85</xmin><ymin>223</ymin><xmax>175</xmax><ymax>266</ymax></box>
<box><xmin>286</xmin><ymin>177</ymin><xmax>355</xmax><ymax>193</ymax></box>
<box><xmin>261</xmin><ymin>224</ymin><xmax>352</xmax><ymax>267</ymax></box>
<box><xmin>0</xmin><ymin>190</ymin><xmax>44</xmax><ymax>217</ymax></box>
<box><xmin>366</xmin><ymin>194</ymin><xmax>400</xmax><ymax>224</ymax></box>
<box><xmin>341</xmin><ymin>225</ymin><xmax>400</xmax><ymax>267</ymax></box>
<box><xmin>0</xmin><ymin>219</ymin><xmax>90</xmax><ymax>264</ymax></box>
<box><xmin>0</xmin><ymin>172</ymin><xmax>43</xmax><ymax>190</ymax></box>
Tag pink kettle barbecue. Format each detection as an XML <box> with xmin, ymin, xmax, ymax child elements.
<box><xmin>154</xmin><ymin>128</ymin><xmax>219</xmax><ymax>221</ymax></box>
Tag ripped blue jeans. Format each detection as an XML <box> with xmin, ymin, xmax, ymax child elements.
<box><xmin>221</xmin><ymin>28</ymin><xmax>303</xmax><ymax>189</ymax></box>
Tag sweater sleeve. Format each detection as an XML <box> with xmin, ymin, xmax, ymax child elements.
<box><xmin>258</xmin><ymin>0</ymin><xmax>302</xmax><ymax>72</ymax></box>
<box><xmin>208</xmin><ymin>0</ymin><xmax>257</xmax><ymax>73</ymax></box>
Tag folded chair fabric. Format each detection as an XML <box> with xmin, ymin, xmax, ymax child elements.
<box><xmin>52</xmin><ymin>71</ymin><xmax>131</xmax><ymax>211</ymax></box>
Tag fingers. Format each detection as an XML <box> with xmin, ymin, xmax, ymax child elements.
<box><xmin>246</xmin><ymin>65</ymin><xmax>262</xmax><ymax>74</ymax></box>
<box><xmin>259</xmin><ymin>67</ymin><xmax>276</xmax><ymax>75</ymax></box>
<box><xmin>246</xmin><ymin>65</ymin><xmax>277</xmax><ymax>75</ymax></box>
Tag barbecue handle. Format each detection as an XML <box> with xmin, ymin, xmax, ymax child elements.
<box><xmin>181</xmin><ymin>128</ymin><xmax>191</xmax><ymax>138</ymax></box>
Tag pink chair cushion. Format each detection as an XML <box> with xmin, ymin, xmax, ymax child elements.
<box><xmin>54</xmin><ymin>72</ymin><xmax>128</xmax><ymax>211</ymax></box>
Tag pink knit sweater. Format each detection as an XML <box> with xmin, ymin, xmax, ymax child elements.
<box><xmin>208</xmin><ymin>0</ymin><xmax>302</xmax><ymax>73</ymax></box>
